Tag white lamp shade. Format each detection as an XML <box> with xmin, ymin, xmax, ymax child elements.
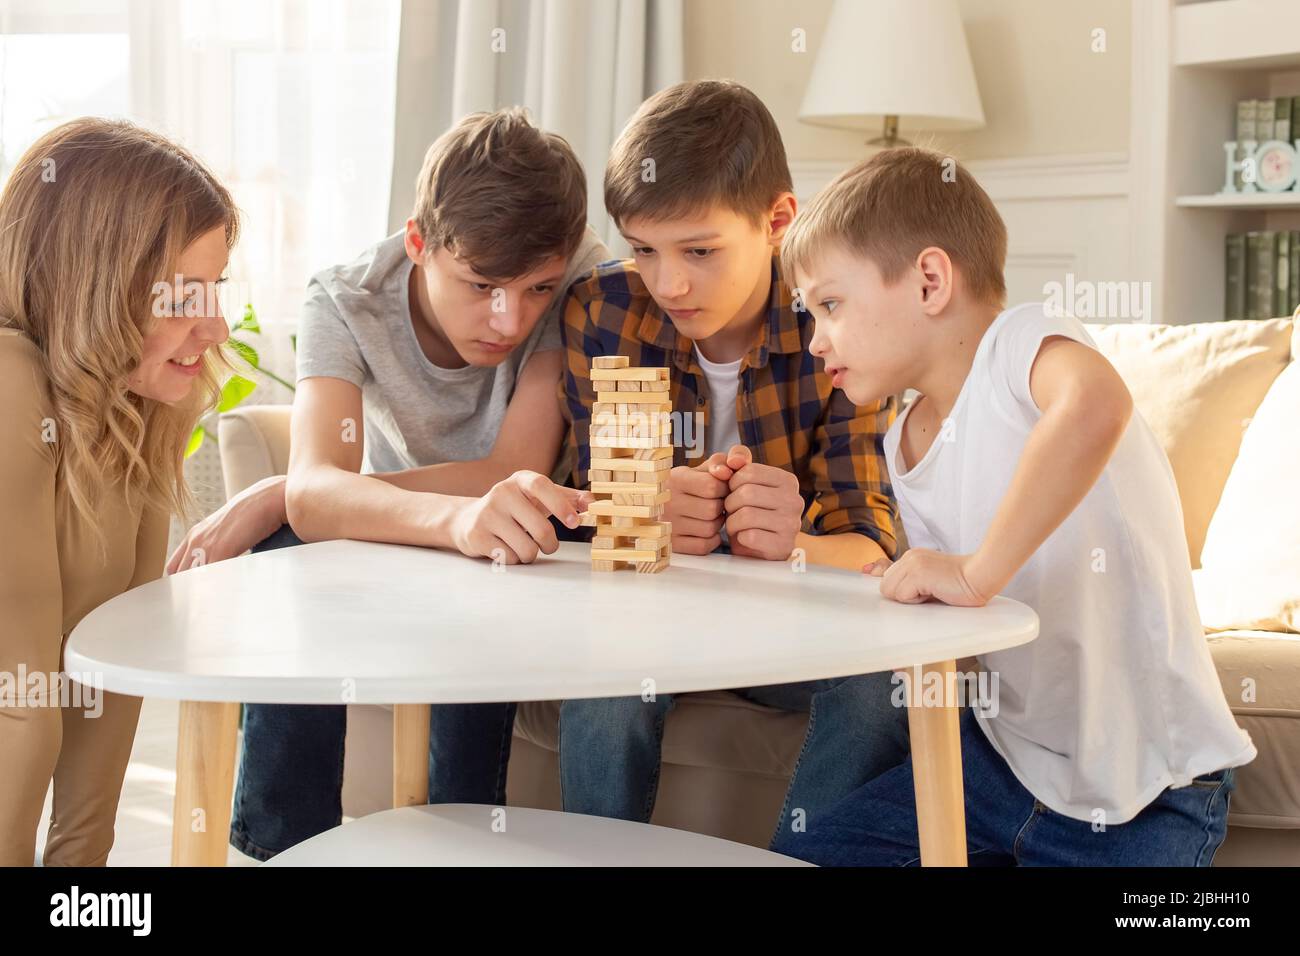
<box><xmin>800</xmin><ymin>0</ymin><xmax>985</xmax><ymax>133</ymax></box>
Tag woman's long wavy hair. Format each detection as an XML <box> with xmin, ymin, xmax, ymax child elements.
<box><xmin>0</xmin><ymin>118</ymin><xmax>239</xmax><ymax>541</ymax></box>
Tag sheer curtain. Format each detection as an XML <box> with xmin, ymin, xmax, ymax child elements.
<box><xmin>387</xmin><ymin>0</ymin><xmax>684</xmax><ymax>255</ymax></box>
<box><xmin>1</xmin><ymin>0</ymin><xmax>400</xmax><ymax>518</ymax></box>
<box><xmin>127</xmin><ymin>0</ymin><xmax>402</xmax><ymax>399</ymax></box>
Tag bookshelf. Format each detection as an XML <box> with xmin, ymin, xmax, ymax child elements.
<box><xmin>1130</xmin><ymin>0</ymin><xmax>1300</xmax><ymax>324</ymax></box>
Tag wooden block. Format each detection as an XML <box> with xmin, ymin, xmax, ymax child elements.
<box><xmin>587</xmin><ymin>501</ymin><xmax>666</xmax><ymax>518</ymax></box>
<box><xmin>642</xmin><ymin>379</ymin><xmax>670</xmax><ymax>392</ymax></box>
<box><xmin>590</xmin><ymin>367</ymin><xmax>666</xmax><ymax>382</ymax></box>
<box><xmin>636</xmin><ymin>558</ymin><xmax>669</xmax><ymax>574</ymax></box>
<box><xmin>590</xmin><ymin>481</ymin><xmax>668</xmax><ymax>495</ymax></box>
<box><xmin>616</xmin><ymin>401</ymin><xmax>671</xmax><ymax>415</ymax></box>
<box><xmin>634</xmin><ymin>536</ymin><xmax>671</xmax><ymax>552</ymax></box>
<box><xmin>590</xmin><ymin>434</ymin><xmax>673</xmax><ymax>449</ymax></box>
<box><xmin>593</xmin><ymin>401</ymin><xmax>671</xmax><ymax>415</ymax></box>
<box><xmin>611</xmin><ymin>516</ymin><xmax>636</xmax><ymax>528</ymax></box>
<box><xmin>591</xmin><ymin>426</ymin><xmax>672</xmax><ymax>443</ymax></box>
<box><xmin>600</xmin><ymin>523</ymin><xmax>669</xmax><ymax>541</ymax></box>
<box><xmin>591</xmin><ymin>559</ymin><xmax>618</xmax><ymax>571</ymax></box>
<box><xmin>591</xmin><ymin>548</ymin><xmax>661</xmax><ymax>562</ymax></box>
<box><xmin>612</xmin><ymin>494</ymin><xmax>648</xmax><ymax>505</ymax></box>
<box><xmin>595</xmin><ymin>391</ymin><xmax>673</xmax><ymax>405</ymax></box>
<box><xmin>633</xmin><ymin>446</ymin><xmax>674</xmax><ymax>460</ymax></box>
<box><xmin>611</xmin><ymin>470</ymin><xmax>634</xmax><ymax>483</ymax></box>
<box><xmin>616</xmin><ymin>380</ymin><xmax>642</xmax><ymax>392</ymax></box>
<box><xmin>591</xmin><ymin>535</ymin><xmax>618</xmax><ymax>549</ymax></box>
<box><xmin>592</xmin><ymin>356</ymin><xmax>630</xmax><ymax>369</ymax></box>
<box><xmin>588</xmin><ymin>469</ymin><xmax>612</xmax><ymax>483</ymax></box>
<box><xmin>588</xmin><ymin>456</ymin><xmax>670</xmax><ymax>473</ymax></box>
<box><xmin>591</xmin><ymin>411</ymin><xmax>670</xmax><ymax>426</ymax></box>
<box><xmin>578</xmin><ymin>512</ymin><xmax>598</xmax><ymax>526</ymax></box>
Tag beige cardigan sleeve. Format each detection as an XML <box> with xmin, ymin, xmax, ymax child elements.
<box><xmin>0</xmin><ymin>332</ymin><xmax>64</xmax><ymax>689</ymax></box>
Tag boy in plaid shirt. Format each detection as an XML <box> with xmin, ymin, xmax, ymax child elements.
<box><xmin>557</xmin><ymin>80</ymin><xmax>907</xmax><ymax>848</ymax></box>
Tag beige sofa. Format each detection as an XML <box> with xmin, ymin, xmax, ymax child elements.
<box><xmin>218</xmin><ymin>317</ymin><xmax>1300</xmax><ymax>865</ymax></box>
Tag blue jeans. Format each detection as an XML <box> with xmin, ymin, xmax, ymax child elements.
<box><xmin>778</xmin><ymin>707</ymin><xmax>1237</xmax><ymax>866</ymax></box>
<box><xmin>558</xmin><ymin>671</ymin><xmax>909</xmax><ymax>849</ymax></box>
<box><xmin>228</xmin><ymin>525</ymin><xmax>517</xmax><ymax>861</ymax></box>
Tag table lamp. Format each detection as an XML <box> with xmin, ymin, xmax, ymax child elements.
<box><xmin>799</xmin><ymin>0</ymin><xmax>985</xmax><ymax>148</ymax></box>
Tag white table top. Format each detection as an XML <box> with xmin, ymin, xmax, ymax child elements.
<box><xmin>66</xmin><ymin>540</ymin><xmax>1037</xmax><ymax>704</ymax></box>
<box><xmin>262</xmin><ymin>804</ymin><xmax>812</xmax><ymax>867</ymax></box>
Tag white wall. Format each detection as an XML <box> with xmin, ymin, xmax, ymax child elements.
<box><xmin>682</xmin><ymin>0</ymin><xmax>1138</xmax><ymax>313</ymax></box>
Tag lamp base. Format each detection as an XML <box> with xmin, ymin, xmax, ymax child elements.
<box><xmin>866</xmin><ymin>115</ymin><xmax>911</xmax><ymax>149</ymax></box>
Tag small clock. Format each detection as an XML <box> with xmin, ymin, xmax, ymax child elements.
<box><xmin>1254</xmin><ymin>140</ymin><xmax>1298</xmax><ymax>192</ymax></box>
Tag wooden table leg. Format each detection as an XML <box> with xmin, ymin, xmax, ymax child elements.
<box><xmin>393</xmin><ymin>704</ymin><xmax>431</xmax><ymax>807</ymax></box>
<box><xmin>171</xmin><ymin>700</ymin><xmax>240</xmax><ymax>866</ymax></box>
<box><xmin>905</xmin><ymin>659</ymin><xmax>967</xmax><ymax>866</ymax></box>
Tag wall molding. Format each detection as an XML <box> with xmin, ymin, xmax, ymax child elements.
<box><xmin>790</xmin><ymin>152</ymin><xmax>1130</xmax><ymax>203</ymax></box>
<box><xmin>790</xmin><ymin>153</ymin><xmax>1134</xmax><ymax>310</ymax></box>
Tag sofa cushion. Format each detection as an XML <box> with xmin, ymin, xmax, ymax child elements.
<box><xmin>1196</xmin><ymin>355</ymin><xmax>1300</xmax><ymax>633</ymax></box>
<box><xmin>1085</xmin><ymin>318</ymin><xmax>1293</xmax><ymax>567</ymax></box>
<box><xmin>514</xmin><ymin>694</ymin><xmax>807</xmax><ymax>778</ymax></box>
<box><xmin>218</xmin><ymin>405</ymin><xmax>293</xmax><ymax>495</ymax></box>
<box><xmin>1207</xmin><ymin>630</ymin><xmax>1300</xmax><ymax>827</ymax></box>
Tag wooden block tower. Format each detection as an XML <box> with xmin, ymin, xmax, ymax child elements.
<box><xmin>581</xmin><ymin>355</ymin><xmax>672</xmax><ymax>573</ymax></box>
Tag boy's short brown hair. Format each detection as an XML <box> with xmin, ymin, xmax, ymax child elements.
<box><xmin>604</xmin><ymin>79</ymin><xmax>793</xmax><ymax>229</ymax></box>
<box><xmin>413</xmin><ymin>107</ymin><xmax>587</xmax><ymax>280</ymax></box>
<box><xmin>782</xmin><ymin>147</ymin><xmax>1007</xmax><ymax>308</ymax></box>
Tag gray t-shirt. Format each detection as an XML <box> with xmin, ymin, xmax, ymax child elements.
<box><xmin>296</xmin><ymin>227</ymin><xmax>609</xmax><ymax>475</ymax></box>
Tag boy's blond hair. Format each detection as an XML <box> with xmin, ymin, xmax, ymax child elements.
<box><xmin>782</xmin><ymin>147</ymin><xmax>1007</xmax><ymax>308</ymax></box>
<box><xmin>413</xmin><ymin>107</ymin><xmax>587</xmax><ymax>280</ymax></box>
<box><xmin>604</xmin><ymin>79</ymin><xmax>793</xmax><ymax>229</ymax></box>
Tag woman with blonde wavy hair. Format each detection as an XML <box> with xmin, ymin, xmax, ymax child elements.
<box><xmin>0</xmin><ymin>117</ymin><xmax>239</xmax><ymax>865</ymax></box>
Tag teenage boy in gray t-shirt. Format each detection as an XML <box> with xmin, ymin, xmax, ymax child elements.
<box><xmin>175</xmin><ymin>108</ymin><xmax>608</xmax><ymax>860</ymax></box>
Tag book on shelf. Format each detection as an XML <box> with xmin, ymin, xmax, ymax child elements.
<box><xmin>1277</xmin><ymin>231</ymin><xmax>1292</xmax><ymax>317</ymax></box>
<box><xmin>1246</xmin><ymin>232</ymin><xmax>1274</xmax><ymax>321</ymax></box>
<box><xmin>1257</xmin><ymin>99</ymin><xmax>1277</xmax><ymax>142</ymax></box>
<box><xmin>1230</xmin><ymin>231</ymin><xmax>1300</xmax><ymax>320</ymax></box>
<box><xmin>1235</xmin><ymin>100</ymin><xmax>1256</xmax><ymax>191</ymax></box>
<box><xmin>1225</xmin><ymin>234</ymin><xmax>1246</xmax><ymax>321</ymax></box>
<box><xmin>1291</xmin><ymin>230</ymin><xmax>1300</xmax><ymax>316</ymax></box>
<box><xmin>1275</xmin><ymin>96</ymin><xmax>1293</xmax><ymax>142</ymax></box>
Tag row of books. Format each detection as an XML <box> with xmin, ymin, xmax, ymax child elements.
<box><xmin>1226</xmin><ymin>231</ymin><xmax>1300</xmax><ymax>321</ymax></box>
<box><xmin>1236</xmin><ymin>97</ymin><xmax>1299</xmax><ymax>143</ymax></box>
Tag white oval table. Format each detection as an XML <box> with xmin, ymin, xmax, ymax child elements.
<box><xmin>66</xmin><ymin>539</ymin><xmax>1038</xmax><ymax>867</ymax></box>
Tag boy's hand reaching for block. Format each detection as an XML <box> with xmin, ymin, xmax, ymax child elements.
<box><xmin>451</xmin><ymin>470</ymin><xmax>593</xmax><ymax>565</ymax></box>
<box><xmin>720</xmin><ymin>445</ymin><xmax>804</xmax><ymax>561</ymax></box>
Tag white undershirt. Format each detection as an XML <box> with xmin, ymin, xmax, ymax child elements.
<box><xmin>694</xmin><ymin>346</ymin><xmax>743</xmax><ymax>545</ymax></box>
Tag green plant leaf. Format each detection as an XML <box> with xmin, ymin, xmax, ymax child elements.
<box><xmin>227</xmin><ymin>338</ymin><xmax>260</xmax><ymax>369</ymax></box>
<box><xmin>185</xmin><ymin>425</ymin><xmax>206</xmax><ymax>459</ymax></box>
<box><xmin>290</xmin><ymin>332</ymin><xmax>298</xmax><ymax>352</ymax></box>
<box><xmin>240</xmin><ymin>304</ymin><xmax>261</xmax><ymax>334</ymax></box>
<box><xmin>216</xmin><ymin>374</ymin><xmax>257</xmax><ymax>412</ymax></box>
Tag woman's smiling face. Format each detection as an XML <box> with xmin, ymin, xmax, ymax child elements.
<box><xmin>128</xmin><ymin>226</ymin><xmax>231</xmax><ymax>404</ymax></box>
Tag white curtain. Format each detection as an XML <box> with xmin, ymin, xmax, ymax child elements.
<box><xmin>387</xmin><ymin>0</ymin><xmax>684</xmax><ymax>255</ymax></box>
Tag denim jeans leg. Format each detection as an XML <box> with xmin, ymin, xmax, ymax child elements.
<box><xmin>1016</xmin><ymin>767</ymin><xmax>1238</xmax><ymax>867</ymax></box>
<box><xmin>229</xmin><ymin>524</ymin><xmax>349</xmax><ymax>861</ymax></box>
<box><xmin>428</xmin><ymin>702</ymin><xmax>518</xmax><ymax>805</ymax></box>
<box><xmin>558</xmin><ymin>694</ymin><xmax>676</xmax><ymax>822</ymax></box>
<box><xmin>229</xmin><ymin>703</ymin><xmax>347</xmax><ymax>860</ymax></box>
<box><xmin>745</xmin><ymin>672</ymin><xmax>910</xmax><ymax>852</ymax></box>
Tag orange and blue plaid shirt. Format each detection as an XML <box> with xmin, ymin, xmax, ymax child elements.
<box><xmin>559</xmin><ymin>253</ymin><xmax>898</xmax><ymax>555</ymax></box>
